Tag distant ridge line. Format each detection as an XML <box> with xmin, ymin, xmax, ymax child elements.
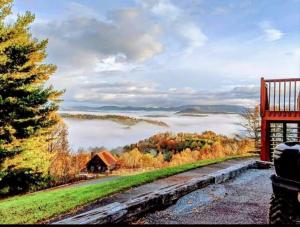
<box><xmin>60</xmin><ymin>104</ymin><xmax>248</xmax><ymax>114</ymax></box>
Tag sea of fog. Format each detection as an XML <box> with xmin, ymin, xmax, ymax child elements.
<box><xmin>60</xmin><ymin>110</ymin><xmax>246</xmax><ymax>152</ymax></box>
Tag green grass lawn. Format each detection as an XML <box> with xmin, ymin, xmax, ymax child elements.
<box><xmin>0</xmin><ymin>154</ymin><xmax>256</xmax><ymax>224</ymax></box>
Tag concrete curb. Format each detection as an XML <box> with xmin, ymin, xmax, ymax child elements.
<box><xmin>208</xmin><ymin>160</ymin><xmax>255</xmax><ymax>184</ymax></box>
<box><xmin>53</xmin><ymin>160</ymin><xmax>263</xmax><ymax>224</ymax></box>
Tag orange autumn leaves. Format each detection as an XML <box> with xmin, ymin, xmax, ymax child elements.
<box><xmin>118</xmin><ymin>131</ymin><xmax>254</xmax><ymax>171</ymax></box>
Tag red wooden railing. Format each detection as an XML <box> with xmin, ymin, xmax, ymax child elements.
<box><xmin>261</xmin><ymin>77</ymin><xmax>300</xmax><ymax>114</ymax></box>
<box><xmin>260</xmin><ymin>77</ymin><xmax>300</xmax><ymax>161</ymax></box>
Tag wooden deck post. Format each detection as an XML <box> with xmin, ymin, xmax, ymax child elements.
<box><xmin>260</xmin><ymin>118</ymin><xmax>270</xmax><ymax>161</ymax></box>
<box><xmin>260</xmin><ymin>77</ymin><xmax>270</xmax><ymax>161</ymax></box>
<box><xmin>298</xmin><ymin>123</ymin><xmax>300</xmax><ymax>142</ymax></box>
<box><xmin>283</xmin><ymin>123</ymin><xmax>287</xmax><ymax>142</ymax></box>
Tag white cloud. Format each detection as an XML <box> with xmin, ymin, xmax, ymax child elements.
<box><xmin>66</xmin><ymin>2</ymin><xmax>99</xmax><ymax>18</ymax></box>
<box><xmin>259</xmin><ymin>21</ymin><xmax>284</xmax><ymax>41</ymax></box>
<box><xmin>177</xmin><ymin>22</ymin><xmax>207</xmax><ymax>50</ymax></box>
<box><xmin>149</xmin><ymin>0</ymin><xmax>182</xmax><ymax>21</ymax></box>
<box><xmin>21</xmin><ymin>1</ymin><xmax>299</xmax><ymax>107</ymax></box>
<box><xmin>94</xmin><ymin>54</ymin><xmax>138</xmax><ymax>73</ymax></box>
<box><xmin>264</xmin><ymin>28</ymin><xmax>284</xmax><ymax>41</ymax></box>
<box><xmin>140</xmin><ymin>0</ymin><xmax>207</xmax><ymax>52</ymax></box>
<box><xmin>69</xmin><ymin>79</ymin><xmax>260</xmax><ymax>106</ymax></box>
<box><xmin>32</xmin><ymin>6</ymin><xmax>164</xmax><ymax>75</ymax></box>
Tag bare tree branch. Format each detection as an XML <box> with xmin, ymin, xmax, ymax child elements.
<box><xmin>240</xmin><ymin>105</ymin><xmax>261</xmax><ymax>150</ymax></box>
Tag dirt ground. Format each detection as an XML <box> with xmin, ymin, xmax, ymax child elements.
<box><xmin>138</xmin><ymin>168</ymin><xmax>274</xmax><ymax>224</ymax></box>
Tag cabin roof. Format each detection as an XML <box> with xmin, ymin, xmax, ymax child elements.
<box><xmin>94</xmin><ymin>151</ymin><xmax>117</xmax><ymax>167</ymax></box>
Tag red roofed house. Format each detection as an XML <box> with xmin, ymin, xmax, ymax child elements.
<box><xmin>86</xmin><ymin>150</ymin><xmax>118</xmax><ymax>173</ymax></box>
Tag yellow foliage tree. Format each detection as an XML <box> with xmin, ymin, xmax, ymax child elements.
<box><xmin>120</xmin><ymin>148</ymin><xmax>143</xmax><ymax>169</ymax></box>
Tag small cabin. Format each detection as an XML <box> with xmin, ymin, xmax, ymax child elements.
<box><xmin>86</xmin><ymin>150</ymin><xmax>118</xmax><ymax>173</ymax></box>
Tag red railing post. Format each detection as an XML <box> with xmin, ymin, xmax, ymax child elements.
<box><xmin>260</xmin><ymin>77</ymin><xmax>270</xmax><ymax>161</ymax></box>
<box><xmin>260</xmin><ymin>77</ymin><xmax>266</xmax><ymax>117</ymax></box>
<box><xmin>260</xmin><ymin>118</ymin><xmax>270</xmax><ymax>161</ymax></box>
<box><xmin>298</xmin><ymin>93</ymin><xmax>300</xmax><ymax>111</ymax></box>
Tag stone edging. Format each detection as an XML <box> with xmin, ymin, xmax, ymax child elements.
<box><xmin>53</xmin><ymin>160</ymin><xmax>269</xmax><ymax>224</ymax></box>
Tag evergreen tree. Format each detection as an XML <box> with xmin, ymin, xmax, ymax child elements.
<box><xmin>0</xmin><ymin>0</ymin><xmax>62</xmax><ymax>176</ymax></box>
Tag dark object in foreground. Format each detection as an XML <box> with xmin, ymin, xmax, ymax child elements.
<box><xmin>269</xmin><ymin>142</ymin><xmax>300</xmax><ymax>224</ymax></box>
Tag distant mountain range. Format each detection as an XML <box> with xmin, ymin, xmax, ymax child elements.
<box><xmin>60</xmin><ymin>104</ymin><xmax>248</xmax><ymax>114</ymax></box>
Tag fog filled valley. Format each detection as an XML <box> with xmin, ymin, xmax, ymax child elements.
<box><xmin>61</xmin><ymin>110</ymin><xmax>246</xmax><ymax>152</ymax></box>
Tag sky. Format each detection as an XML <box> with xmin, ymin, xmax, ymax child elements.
<box><xmin>10</xmin><ymin>0</ymin><xmax>300</xmax><ymax>107</ymax></box>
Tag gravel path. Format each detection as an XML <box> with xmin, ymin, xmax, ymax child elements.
<box><xmin>140</xmin><ymin>168</ymin><xmax>274</xmax><ymax>224</ymax></box>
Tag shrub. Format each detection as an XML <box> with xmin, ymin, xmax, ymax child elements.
<box><xmin>141</xmin><ymin>153</ymin><xmax>156</xmax><ymax>168</ymax></box>
<box><xmin>154</xmin><ymin>152</ymin><xmax>165</xmax><ymax>168</ymax></box>
<box><xmin>119</xmin><ymin>148</ymin><xmax>143</xmax><ymax>169</ymax></box>
<box><xmin>163</xmin><ymin>150</ymin><xmax>172</xmax><ymax>162</ymax></box>
<box><xmin>119</xmin><ymin>149</ymin><xmax>166</xmax><ymax>170</ymax></box>
<box><xmin>49</xmin><ymin>151</ymin><xmax>90</xmax><ymax>184</ymax></box>
<box><xmin>170</xmin><ymin>148</ymin><xmax>200</xmax><ymax>166</ymax></box>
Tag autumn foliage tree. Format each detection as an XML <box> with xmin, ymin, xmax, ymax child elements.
<box><xmin>240</xmin><ymin>105</ymin><xmax>261</xmax><ymax>150</ymax></box>
<box><xmin>0</xmin><ymin>0</ymin><xmax>62</xmax><ymax>193</ymax></box>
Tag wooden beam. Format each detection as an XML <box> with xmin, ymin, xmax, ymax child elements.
<box><xmin>265</xmin><ymin>78</ymin><xmax>300</xmax><ymax>82</ymax></box>
<box><xmin>260</xmin><ymin>119</ymin><xmax>270</xmax><ymax>161</ymax></box>
<box><xmin>283</xmin><ymin>123</ymin><xmax>287</xmax><ymax>142</ymax></box>
<box><xmin>298</xmin><ymin>123</ymin><xmax>300</xmax><ymax>143</ymax></box>
<box><xmin>260</xmin><ymin>77</ymin><xmax>266</xmax><ymax>116</ymax></box>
